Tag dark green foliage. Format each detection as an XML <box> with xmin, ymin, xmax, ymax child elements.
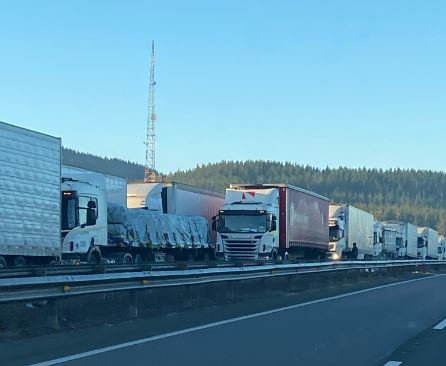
<box><xmin>62</xmin><ymin>148</ymin><xmax>144</xmax><ymax>180</ymax></box>
<box><xmin>60</xmin><ymin>151</ymin><xmax>446</xmax><ymax>233</ymax></box>
<box><xmin>167</xmin><ymin>161</ymin><xmax>446</xmax><ymax>233</ymax></box>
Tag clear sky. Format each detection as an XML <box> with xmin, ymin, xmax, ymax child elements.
<box><xmin>0</xmin><ymin>0</ymin><xmax>445</xmax><ymax>173</ymax></box>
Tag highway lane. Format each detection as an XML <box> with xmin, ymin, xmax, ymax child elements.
<box><xmin>28</xmin><ymin>274</ymin><xmax>446</xmax><ymax>366</ymax></box>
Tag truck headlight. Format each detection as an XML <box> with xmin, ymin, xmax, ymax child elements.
<box><xmin>331</xmin><ymin>253</ymin><xmax>340</xmax><ymax>260</ymax></box>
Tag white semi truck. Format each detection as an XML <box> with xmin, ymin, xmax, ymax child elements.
<box><xmin>328</xmin><ymin>204</ymin><xmax>374</xmax><ymax>260</ymax></box>
<box><xmin>374</xmin><ymin>222</ymin><xmax>398</xmax><ymax>259</ymax></box>
<box><xmin>213</xmin><ymin>184</ymin><xmax>329</xmax><ymax>260</ymax></box>
<box><xmin>61</xmin><ymin>168</ymin><xmax>213</xmax><ymax>263</ymax></box>
<box><xmin>417</xmin><ymin>227</ymin><xmax>439</xmax><ymax>260</ymax></box>
<box><xmin>438</xmin><ymin>235</ymin><xmax>446</xmax><ymax>260</ymax></box>
<box><xmin>381</xmin><ymin>221</ymin><xmax>418</xmax><ymax>258</ymax></box>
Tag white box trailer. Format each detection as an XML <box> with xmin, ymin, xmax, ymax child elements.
<box><xmin>329</xmin><ymin>204</ymin><xmax>374</xmax><ymax>259</ymax></box>
<box><xmin>417</xmin><ymin>227</ymin><xmax>439</xmax><ymax>259</ymax></box>
<box><xmin>0</xmin><ymin>121</ymin><xmax>61</xmax><ymax>266</ymax></box>
<box><xmin>62</xmin><ymin>165</ymin><xmax>127</xmax><ymax>206</ymax></box>
<box><xmin>404</xmin><ymin>223</ymin><xmax>418</xmax><ymax>258</ymax></box>
<box><xmin>382</xmin><ymin>221</ymin><xmax>418</xmax><ymax>258</ymax></box>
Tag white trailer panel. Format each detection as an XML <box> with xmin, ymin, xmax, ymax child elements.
<box><xmin>425</xmin><ymin>227</ymin><xmax>439</xmax><ymax>259</ymax></box>
<box><xmin>405</xmin><ymin>223</ymin><xmax>418</xmax><ymax>258</ymax></box>
<box><xmin>346</xmin><ymin>205</ymin><xmax>374</xmax><ymax>256</ymax></box>
<box><xmin>0</xmin><ymin>121</ymin><xmax>61</xmax><ymax>258</ymax></box>
<box><xmin>62</xmin><ymin>165</ymin><xmax>127</xmax><ymax>207</ymax></box>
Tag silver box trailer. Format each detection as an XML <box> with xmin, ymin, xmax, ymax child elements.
<box><xmin>62</xmin><ymin>165</ymin><xmax>127</xmax><ymax>207</ymax></box>
<box><xmin>329</xmin><ymin>204</ymin><xmax>374</xmax><ymax>259</ymax></box>
<box><xmin>417</xmin><ymin>227</ymin><xmax>439</xmax><ymax>259</ymax></box>
<box><xmin>0</xmin><ymin>121</ymin><xmax>61</xmax><ymax>265</ymax></box>
<box><xmin>382</xmin><ymin>221</ymin><xmax>418</xmax><ymax>258</ymax></box>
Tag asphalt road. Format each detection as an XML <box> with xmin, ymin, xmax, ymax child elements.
<box><xmin>23</xmin><ymin>274</ymin><xmax>446</xmax><ymax>366</ymax></box>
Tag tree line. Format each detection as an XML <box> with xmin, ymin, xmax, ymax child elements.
<box><xmin>62</xmin><ymin>150</ymin><xmax>446</xmax><ymax>234</ymax></box>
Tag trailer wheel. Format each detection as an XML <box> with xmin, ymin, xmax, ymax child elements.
<box><xmin>134</xmin><ymin>254</ymin><xmax>143</xmax><ymax>264</ymax></box>
<box><xmin>122</xmin><ymin>253</ymin><xmax>133</xmax><ymax>264</ymax></box>
<box><xmin>13</xmin><ymin>256</ymin><xmax>27</xmax><ymax>267</ymax></box>
<box><xmin>86</xmin><ymin>249</ymin><xmax>102</xmax><ymax>264</ymax></box>
<box><xmin>0</xmin><ymin>256</ymin><xmax>7</xmax><ymax>267</ymax></box>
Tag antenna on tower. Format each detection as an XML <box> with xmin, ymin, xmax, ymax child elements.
<box><xmin>144</xmin><ymin>40</ymin><xmax>157</xmax><ymax>183</ymax></box>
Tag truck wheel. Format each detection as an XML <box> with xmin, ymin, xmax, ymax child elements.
<box><xmin>86</xmin><ymin>249</ymin><xmax>101</xmax><ymax>264</ymax></box>
<box><xmin>0</xmin><ymin>256</ymin><xmax>7</xmax><ymax>267</ymax></box>
<box><xmin>13</xmin><ymin>256</ymin><xmax>27</xmax><ymax>267</ymax></box>
<box><xmin>134</xmin><ymin>254</ymin><xmax>143</xmax><ymax>264</ymax></box>
<box><xmin>122</xmin><ymin>253</ymin><xmax>133</xmax><ymax>264</ymax></box>
<box><xmin>271</xmin><ymin>249</ymin><xmax>278</xmax><ymax>261</ymax></box>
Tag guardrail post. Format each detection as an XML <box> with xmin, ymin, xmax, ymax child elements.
<box><xmin>129</xmin><ymin>290</ymin><xmax>138</xmax><ymax>319</ymax></box>
<box><xmin>47</xmin><ymin>299</ymin><xmax>59</xmax><ymax>330</ymax></box>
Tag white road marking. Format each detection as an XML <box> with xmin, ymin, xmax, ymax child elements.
<box><xmin>433</xmin><ymin>318</ymin><xmax>446</xmax><ymax>330</ymax></box>
<box><xmin>384</xmin><ymin>362</ymin><xmax>402</xmax><ymax>366</ymax></box>
<box><xmin>27</xmin><ymin>274</ymin><xmax>443</xmax><ymax>366</ymax></box>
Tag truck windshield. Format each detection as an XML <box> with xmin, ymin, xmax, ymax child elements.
<box><xmin>417</xmin><ymin>237</ymin><xmax>426</xmax><ymax>248</ymax></box>
<box><xmin>329</xmin><ymin>225</ymin><xmax>341</xmax><ymax>241</ymax></box>
<box><xmin>62</xmin><ymin>195</ymin><xmax>77</xmax><ymax>230</ymax></box>
<box><xmin>218</xmin><ymin>214</ymin><xmax>267</xmax><ymax>233</ymax></box>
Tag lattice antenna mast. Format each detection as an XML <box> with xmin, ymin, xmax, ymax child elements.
<box><xmin>144</xmin><ymin>40</ymin><xmax>157</xmax><ymax>182</ymax></box>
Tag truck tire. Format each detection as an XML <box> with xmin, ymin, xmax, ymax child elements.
<box><xmin>86</xmin><ymin>249</ymin><xmax>102</xmax><ymax>264</ymax></box>
<box><xmin>122</xmin><ymin>253</ymin><xmax>133</xmax><ymax>264</ymax></box>
<box><xmin>0</xmin><ymin>256</ymin><xmax>7</xmax><ymax>267</ymax></box>
<box><xmin>13</xmin><ymin>256</ymin><xmax>27</xmax><ymax>267</ymax></box>
<box><xmin>134</xmin><ymin>254</ymin><xmax>143</xmax><ymax>264</ymax></box>
<box><xmin>271</xmin><ymin>249</ymin><xmax>278</xmax><ymax>261</ymax></box>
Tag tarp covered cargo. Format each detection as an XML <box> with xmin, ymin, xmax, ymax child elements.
<box><xmin>107</xmin><ymin>205</ymin><xmax>210</xmax><ymax>249</ymax></box>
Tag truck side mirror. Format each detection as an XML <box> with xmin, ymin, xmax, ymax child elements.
<box><xmin>270</xmin><ymin>220</ymin><xmax>277</xmax><ymax>232</ymax></box>
<box><xmin>86</xmin><ymin>208</ymin><xmax>96</xmax><ymax>226</ymax></box>
<box><xmin>211</xmin><ymin>216</ymin><xmax>217</xmax><ymax>231</ymax></box>
<box><xmin>86</xmin><ymin>200</ymin><xmax>97</xmax><ymax>226</ymax></box>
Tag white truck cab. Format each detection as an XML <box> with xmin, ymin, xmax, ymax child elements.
<box><xmin>61</xmin><ymin>171</ymin><xmax>107</xmax><ymax>263</ymax></box>
<box><xmin>214</xmin><ymin>187</ymin><xmax>279</xmax><ymax>260</ymax></box>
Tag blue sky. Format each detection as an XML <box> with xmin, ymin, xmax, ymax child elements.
<box><xmin>0</xmin><ymin>0</ymin><xmax>445</xmax><ymax>173</ymax></box>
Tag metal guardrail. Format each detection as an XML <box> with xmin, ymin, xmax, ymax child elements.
<box><xmin>0</xmin><ymin>260</ymin><xmax>444</xmax><ymax>304</ymax></box>
<box><xmin>0</xmin><ymin>260</ymin><xmax>280</xmax><ymax>279</ymax></box>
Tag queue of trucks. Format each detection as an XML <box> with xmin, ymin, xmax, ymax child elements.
<box><xmin>1</xmin><ymin>120</ymin><xmax>445</xmax><ymax>267</ymax></box>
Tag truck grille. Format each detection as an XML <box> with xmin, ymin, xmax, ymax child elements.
<box><xmin>224</xmin><ymin>239</ymin><xmax>259</xmax><ymax>260</ymax></box>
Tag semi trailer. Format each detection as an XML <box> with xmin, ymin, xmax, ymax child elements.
<box><xmin>127</xmin><ymin>182</ymin><xmax>224</xmax><ymax>243</ymax></box>
<box><xmin>0</xmin><ymin>121</ymin><xmax>62</xmax><ymax>267</ymax></box>
<box><xmin>417</xmin><ymin>227</ymin><xmax>439</xmax><ymax>260</ymax></box>
<box><xmin>61</xmin><ymin>169</ymin><xmax>213</xmax><ymax>263</ymax></box>
<box><xmin>213</xmin><ymin>184</ymin><xmax>329</xmax><ymax>260</ymax></box>
<box><xmin>373</xmin><ymin>222</ymin><xmax>398</xmax><ymax>258</ymax></box>
<box><xmin>381</xmin><ymin>221</ymin><xmax>418</xmax><ymax>258</ymax></box>
<box><xmin>329</xmin><ymin>204</ymin><xmax>374</xmax><ymax>260</ymax></box>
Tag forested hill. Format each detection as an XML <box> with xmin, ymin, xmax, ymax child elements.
<box><xmin>61</xmin><ymin>149</ymin><xmax>446</xmax><ymax>233</ymax></box>
<box><xmin>169</xmin><ymin>162</ymin><xmax>446</xmax><ymax>233</ymax></box>
<box><xmin>62</xmin><ymin>148</ymin><xmax>144</xmax><ymax>180</ymax></box>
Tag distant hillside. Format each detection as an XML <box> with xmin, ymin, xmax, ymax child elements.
<box><xmin>168</xmin><ymin>161</ymin><xmax>446</xmax><ymax>234</ymax></box>
<box><xmin>61</xmin><ymin>150</ymin><xmax>446</xmax><ymax>233</ymax></box>
<box><xmin>62</xmin><ymin>148</ymin><xmax>144</xmax><ymax>180</ymax></box>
